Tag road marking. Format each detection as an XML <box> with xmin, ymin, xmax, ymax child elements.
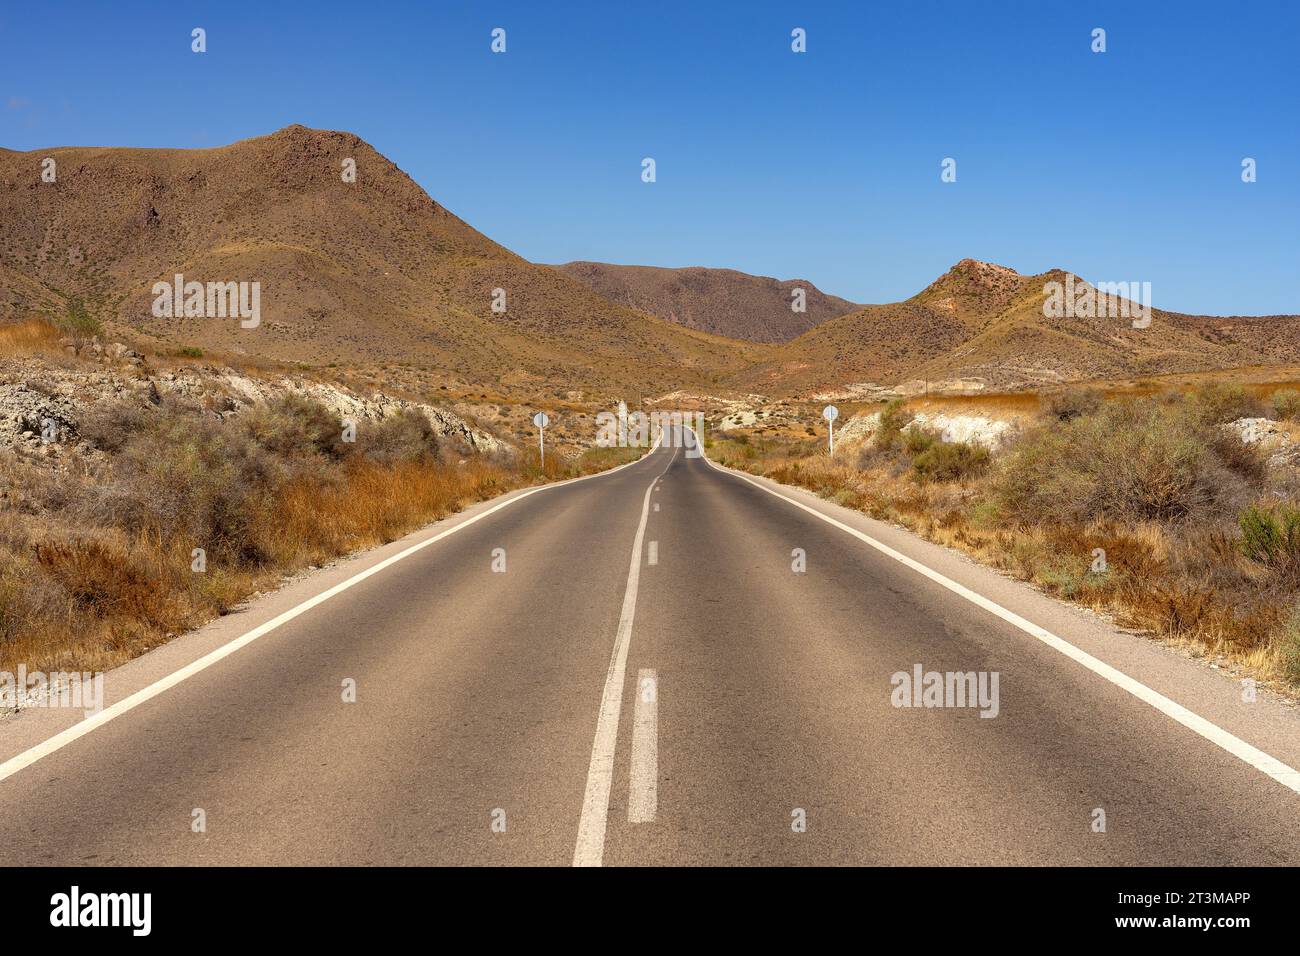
<box><xmin>572</xmin><ymin>447</ymin><xmax>678</xmax><ymax>866</ymax></box>
<box><xmin>647</xmin><ymin>541</ymin><xmax>658</xmax><ymax>566</ymax></box>
<box><xmin>653</xmin><ymin>503</ymin><xmax>660</xmax><ymax>512</ymax></box>
<box><xmin>628</xmin><ymin>668</ymin><xmax>658</xmax><ymax>824</ymax></box>
<box><xmin>0</xmin><ymin>438</ymin><xmax>664</xmax><ymax>787</ymax></box>
<box><xmin>699</xmin><ymin>444</ymin><xmax>1300</xmax><ymax>797</ymax></box>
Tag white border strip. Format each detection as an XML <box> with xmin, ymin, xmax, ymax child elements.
<box><xmin>699</xmin><ymin>438</ymin><xmax>1300</xmax><ymax>796</ymax></box>
<box><xmin>0</xmin><ymin>441</ymin><xmax>661</xmax><ymax>786</ymax></box>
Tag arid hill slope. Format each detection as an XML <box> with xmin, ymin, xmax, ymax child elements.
<box><xmin>5</xmin><ymin>129</ymin><xmax>1297</xmax><ymax>399</ymax></box>
<box><xmin>0</xmin><ymin>126</ymin><xmax>758</xmax><ymax>394</ymax></box>
<box><xmin>555</xmin><ymin>261</ymin><xmax>859</xmax><ymax>343</ymax></box>
<box><xmin>740</xmin><ymin>259</ymin><xmax>1300</xmax><ymax>394</ymax></box>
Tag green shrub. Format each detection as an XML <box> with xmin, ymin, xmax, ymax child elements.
<box><xmin>911</xmin><ymin>439</ymin><xmax>990</xmax><ymax>483</ymax></box>
<box><xmin>243</xmin><ymin>393</ymin><xmax>350</xmax><ymax>460</ymax></box>
<box><xmin>902</xmin><ymin>427</ymin><xmax>936</xmax><ymax>456</ymax></box>
<box><xmin>1042</xmin><ymin>387</ymin><xmax>1103</xmax><ymax>422</ymax></box>
<box><xmin>967</xmin><ymin>498</ymin><xmax>1003</xmax><ymax>529</ymax></box>
<box><xmin>77</xmin><ymin>395</ymin><xmax>382</xmax><ymax>566</ymax></box>
<box><xmin>1238</xmin><ymin>503</ymin><xmax>1300</xmax><ymax>568</ymax></box>
<box><xmin>1036</xmin><ymin>561</ymin><xmax>1085</xmax><ymax>599</ymax></box>
<box><xmin>996</xmin><ymin>398</ymin><xmax>1259</xmax><ymax>524</ymax></box>
<box><xmin>1278</xmin><ymin>606</ymin><xmax>1300</xmax><ymax>684</ymax></box>
<box><xmin>1193</xmin><ymin>383</ymin><xmax>1265</xmax><ymax>425</ymax></box>
<box><xmin>874</xmin><ymin>400</ymin><xmax>913</xmax><ymax>452</ymax></box>
<box><xmin>56</xmin><ymin>297</ymin><xmax>102</xmax><ymax>337</ymax></box>
<box><xmin>363</xmin><ymin>410</ymin><xmax>440</xmax><ymax>464</ymax></box>
<box><xmin>82</xmin><ymin>409</ymin><xmax>280</xmax><ymax>564</ymax></box>
<box><xmin>1271</xmin><ymin>389</ymin><xmax>1300</xmax><ymax>421</ymax></box>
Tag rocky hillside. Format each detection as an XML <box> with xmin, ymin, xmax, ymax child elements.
<box><xmin>0</xmin><ymin>336</ymin><xmax>508</xmax><ymax>475</ymax></box>
<box><xmin>0</xmin><ymin>126</ymin><xmax>756</xmax><ymax>395</ymax></box>
<box><xmin>740</xmin><ymin>259</ymin><xmax>1300</xmax><ymax>395</ymax></box>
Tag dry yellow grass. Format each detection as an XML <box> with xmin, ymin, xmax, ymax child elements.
<box><xmin>911</xmin><ymin>391</ymin><xmax>1043</xmax><ymax>416</ymax></box>
<box><xmin>0</xmin><ymin>318</ymin><xmax>63</xmax><ymax>355</ymax></box>
<box><xmin>265</xmin><ymin>458</ymin><xmax>512</xmax><ymax>565</ymax></box>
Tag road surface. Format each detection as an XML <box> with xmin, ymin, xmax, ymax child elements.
<box><xmin>2</xmin><ymin>430</ymin><xmax>1300</xmax><ymax>866</ymax></box>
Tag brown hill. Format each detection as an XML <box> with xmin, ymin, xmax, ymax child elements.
<box><xmin>740</xmin><ymin>258</ymin><xmax>1300</xmax><ymax>394</ymax></box>
<box><xmin>5</xmin><ymin>128</ymin><xmax>1297</xmax><ymax>401</ymax></box>
<box><xmin>0</xmin><ymin>126</ymin><xmax>758</xmax><ymax>395</ymax></box>
<box><xmin>556</xmin><ymin>261</ymin><xmax>859</xmax><ymax>343</ymax></box>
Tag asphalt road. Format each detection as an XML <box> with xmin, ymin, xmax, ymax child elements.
<box><xmin>2</xmin><ymin>430</ymin><xmax>1300</xmax><ymax>866</ymax></box>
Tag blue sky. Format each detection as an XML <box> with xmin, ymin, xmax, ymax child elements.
<box><xmin>2</xmin><ymin>0</ymin><xmax>1296</xmax><ymax>315</ymax></box>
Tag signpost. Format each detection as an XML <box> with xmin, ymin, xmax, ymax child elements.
<box><xmin>823</xmin><ymin>404</ymin><xmax>839</xmax><ymax>456</ymax></box>
<box><xmin>533</xmin><ymin>411</ymin><xmax>550</xmax><ymax>467</ymax></box>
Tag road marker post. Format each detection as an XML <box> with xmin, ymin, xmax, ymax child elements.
<box><xmin>823</xmin><ymin>404</ymin><xmax>839</xmax><ymax>456</ymax></box>
<box><xmin>533</xmin><ymin>411</ymin><xmax>550</xmax><ymax>467</ymax></box>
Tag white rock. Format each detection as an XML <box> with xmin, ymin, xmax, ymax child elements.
<box><xmin>905</xmin><ymin>412</ymin><xmax>1012</xmax><ymax>450</ymax></box>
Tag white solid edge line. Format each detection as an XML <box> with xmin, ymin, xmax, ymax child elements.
<box><xmin>694</xmin><ymin>432</ymin><xmax>1300</xmax><ymax>797</ymax></box>
<box><xmin>628</xmin><ymin>668</ymin><xmax>659</xmax><ymax>824</ymax></box>
<box><xmin>572</xmin><ymin>444</ymin><xmax>679</xmax><ymax>865</ymax></box>
<box><xmin>0</xmin><ymin>436</ymin><xmax>665</xmax><ymax>787</ymax></box>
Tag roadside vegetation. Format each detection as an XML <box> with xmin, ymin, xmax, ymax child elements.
<box><xmin>0</xmin><ymin>393</ymin><xmax>636</xmax><ymax>676</ymax></box>
<box><xmin>0</xmin><ymin>319</ymin><xmax>65</xmax><ymax>356</ymax></box>
<box><xmin>57</xmin><ymin>298</ymin><xmax>103</xmax><ymax>338</ymax></box>
<box><xmin>712</xmin><ymin>384</ymin><xmax>1300</xmax><ymax>689</ymax></box>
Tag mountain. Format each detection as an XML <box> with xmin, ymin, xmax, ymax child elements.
<box><xmin>4</xmin><ymin>127</ymin><xmax>1297</xmax><ymax>401</ymax></box>
<box><xmin>556</xmin><ymin>261</ymin><xmax>859</xmax><ymax>343</ymax></box>
<box><xmin>0</xmin><ymin>126</ymin><xmax>757</xmax><ymax>395</ymax></box>
<box><xmin>739</xmin><ymin>259</ymin><xmax>1300</xmax><ymax>394</ymax></box>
